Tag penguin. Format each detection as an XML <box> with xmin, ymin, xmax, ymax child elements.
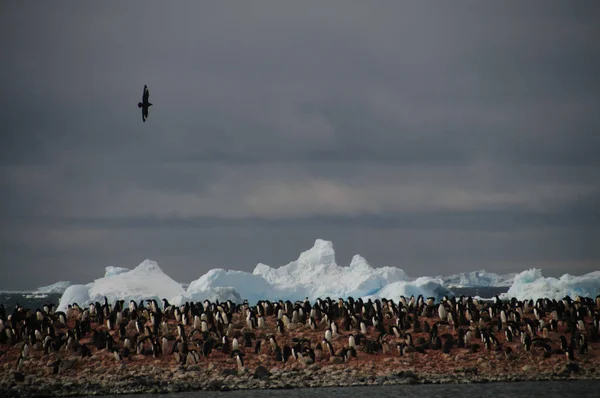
<box><xmin>15</xmin><ymin>353</ymin><xmax>25</xmax><ymax>370</ymax></box>
<box><xmin>234</xmin><ymin>351</ymin><xmax>244</xmax><ymax>368</ymax></box>
<box><xmin>21</xmin><ymin>342</ymin><xmax>30</xmax><ymax>359</ymax></box>
<box><xmin>324</xmin><ymin>328</ymin><xmax>332</xmax><ymax>342</ymax></box>
<box><xmin>348</xmin><ymin>334</ymin><xmax>356</xmax><ymax>349</ymax></box>
<box><xmin>560</xmin><ymin>335</ymin><xmax>568</xmax><ymax>352</ymax></box>
<box><xmin>314</xmin><ymin>344</ymin><xmax>323</xmax><ymax>361</ymax></box>
<box><xmin>566</xmin><ymin>346</ymin><xmax>575</xmax><ymax>361</ymax></box>
<box><xmin>254</xmin><ymin>339</ymin><xmax>263</xmax><ymax>354</ymax></box>
<box><xmin>360</xmin><ymin>321</ymin><xmax>368</xmax><ymax>335</ymax></box>
<box><xmin>282</xmin><ymin>345</ymin><xmax>292</xmax><ymax>363</ymax></box>
<box><xmin>276</xmin><ymin>319</ymin><xmax>285</xmax><ymax>335</ymax></box>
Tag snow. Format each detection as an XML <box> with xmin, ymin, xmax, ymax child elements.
<box><xmin>35</xmin><ymin>281</ymin><xmax>72</xmax><ymax>294</ymax></box>
<box><xmin>55</xmin><ymin>239</ymin><xmax>600</xmax><ymax>310</ymax></box>
<box><xmin>442</xmin><ymin>270</ymin><xmax>517</xmax><ymax>288</ymax></box>
<box><xmin>502</xmin><ymin>268</ymin><xmax>600</xmax><ymax>301</ymax></box>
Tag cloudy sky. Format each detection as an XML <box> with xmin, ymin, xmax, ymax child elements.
<box><xmin>1</xmin><ymin>2</ymin><xmax>599</xmax><ymax>289</ymax></box>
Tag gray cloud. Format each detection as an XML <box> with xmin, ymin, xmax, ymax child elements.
<box><xmin>1</xmin><ymin>2</ymin><xmax>599</xmax><ymax>289</ymax></box>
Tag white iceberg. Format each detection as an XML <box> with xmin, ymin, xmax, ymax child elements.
<box><xmin>502</xmin><ymin>268</ymin><xmax>600</xmax><ymax>300</ymax></box>
<box><xmin>187</xmin><ymin>269</ymin><xmax>275</xmax><ymax>305</ymax></box>
<box><xmin>442</xmin><ymin>270</ymin><xmax>517</xmax><ymax>288</ymax></box>
<box><xmin>59</xmin><ymin>284</ymin><xmax>92</xmax><ymax>309</ymax></box>
<box><xmin>364</xmin><ymin>277</ymin><xmax>454</xmax><ymax>302</ymax></box>
<box><xmin>187</xmin><ymin>239</ymin><xmax>449</xmax><ymax>303</ymax></box>
<box><xmin>252</xmin><ymin>239</ymin><xmax>408</xmax><ymax>299</ymax></box>
<box><xmin>35</xmin><ymin>281</ymin><xmax>73</xmax><ymax>294</ymax></box>
<box><xmin>58</xmin><ymin>260</ymin><xmax>189</xmax><ymax>310</ymax></box>
<box><xmin>56</xmin><ymin>239</ymin><xmax>600</xmax><ymax>309</ymax></box>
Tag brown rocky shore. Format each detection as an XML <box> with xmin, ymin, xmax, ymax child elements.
<box><xmin>1</xmin><ymin>295</ymin><xmax>599</xmax><ymax>397</ymax></box>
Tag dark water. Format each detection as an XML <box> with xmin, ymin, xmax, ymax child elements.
<box><xmin>100</xmin><ymin>381</ymin><xmax>600</xmax><ymax>398</ymax></box>
<box><xmin>0</xmin><ymin>292</ymin><xmax>61</xmax><ymax>311</ymax></box>
<box><xmin>0</xmin><ymin>288</ymin><xmax>509</xmax><ymax>311</ymax></box>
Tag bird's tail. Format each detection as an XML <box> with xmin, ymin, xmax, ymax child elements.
<box><xmin>138</xmin><ymin>102</ymin><xmax>143</xmax><ymax>108</ymax></box>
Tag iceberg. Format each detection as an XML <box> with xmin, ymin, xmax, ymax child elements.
<box><xmin>442</xmin><ymin>270</ymin><xmax>517</xmax><ymax>288</ymax></box>
<box><xmin>364</xmin><ymin>277</ymin><xmax>454</xmax><ymax>302</ymax></box>
<box><xmin>503</xmin><ymin>268</ymin><xmax>600</xmax><ymax>300</ymax></box>
<box><xmin>35</xmin><ymin>281</ymin><xmax>73</xmax><ymax>294</ymax></box>
<box><xmin>57</xmin><ymin>240</ymin><xmax>455</xmax><ymax>308</ymax></box>
<box><xmin>252</xmin><ymin>239</ymin><xmax>408</xmax><ymax>299</ymax></box>
<box><xmin>58</xmin><ymin>260</ymin><xmax>189</xmax><ymax>310</ymax></box>
<box><xmin>187</xmin><ymin>239</ymin><xmax>449</xmax><ymax>303</ymax></box>
<box><xmin>187</xmin><ymin>269</ymin><xmax>276</xmax><ymax>305</ymax></box>
<box><xmin>56</xmin><ymin>239</ymin><xmax>600</xmax><ymax>310</ymax></box>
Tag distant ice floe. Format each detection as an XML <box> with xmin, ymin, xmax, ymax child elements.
<box><xmin>55</xmin><ymin>240</ymin><xmax>600</xmax><ymax>309</ymax></box>
<box><xmin>442</xmin><ymin>270</ymin><xmax>516</xmax><ymax>288</ymax></box>
<box><xmin>35</xmin><ymin>281</ymin><xmax>73</xmax><ymax>294</ymax></box>
<box><xmin>501</xmin><ymin>268</ymin><xmax>600</xmax><ymax>301</ymax></box>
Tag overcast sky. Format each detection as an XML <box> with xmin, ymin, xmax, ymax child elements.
<box><xmin>1</xmin><ymin>2</ymin><xmax>599</xmax><ymax>289</ymax></box>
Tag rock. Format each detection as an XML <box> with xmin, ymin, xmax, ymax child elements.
<box><xmin>59</xmin><ymin>358</ymin><xmax>77</xmax><ymax>374</ymax></box>
<box><xmin>397</xmin><ymin>370</ymin><xmax>418</xmax><ymax>380</ymax></box>
<box><xmin>560</xmin><ymin>362</ymin><xmax>581</xmax><ymax>374</ymax></box>
<box><xmin>522</xmin><ymin>365</ymin><xmax>533</xmax><ymax>372</ymax></box>
<box><xmin>187</xmin><ymin>365</ymin><xmax>200</xmax><ymax>372</ymax></box>
<box><xmin>207</xmin><ymin>379</ymin><xmax>222</xmax><ymax>390</ymax></box>
<box><xmin>253</xmin><ymin>365</ymin><xmax>271</xmax><ymax>380</ymax></box>
<box><xmin>302</xmin><ymin>357</ymin><xmax>315</xmax><ymax>365</ymax></box>
<box><xmin>13</xmin><ymin>372</ymin><xmax>25</xmax><ymax>383</ymax></box>
<box><xmin>329</xmin><ymin>356</ymin><xmax>344</xmax><ymax>364</ymax></box>
<box><xmin>221</xmin><ymin>368</ymin><xmax>237</xmax><ymax>376</ymax></box>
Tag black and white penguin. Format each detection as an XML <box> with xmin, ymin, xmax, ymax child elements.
<box><xmin>560</xmin><ymin>335</ymin><xmax>568</xmax><ymax>352</ymax></box>
<box><xmin>324</xmin><ymin>328</ymin><xmax>332</xmax><ymax>342</ymax></box>
<box><xmin>523</xmin><ymin>334</ymin><xmax>532</xmax><ymax>351</ymax></box>
<box><xmin>276</xmin><ymin>320</ymin><xmax>285</xmax><ymax>335</ymax></box>
<box><xmin>234</xmin><ymin>351</ymin><xmax>244</xmax><ymax>368</ymax></box>
<box><xmin>348</xmin><ymin>334</ymin><xmax>356</xmax><ymax>349</ymax></box>
<box><xmin>566</xmin><ymin>346</ymin><xmax>575</xmax><ymax>361</ymax></box>
<box><xmin>282</xmin><ymin>345</ymin><xmax>292</xmax><ymax>363</ymax></box>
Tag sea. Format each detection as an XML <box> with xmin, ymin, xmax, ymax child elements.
<box><xmin>97</xmin><ymin>381</ymin><xmax>600</xmax><ymax>398</ymax></box>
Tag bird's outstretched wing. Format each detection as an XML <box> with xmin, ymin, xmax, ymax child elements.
<box><xmin>142</xmin><ymin>106</ymin><xmax>149</xmax><ymax>122</ymax></box>
<box><xmin>143</xmin><ymin>85</ymin><xmax>149</xmax><ymax>103</ymax></box>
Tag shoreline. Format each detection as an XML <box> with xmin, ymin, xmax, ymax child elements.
<box><xmin>2</xmin><ymin>351</ymin><xmax>598</xmax><ymax>396</ymax></box>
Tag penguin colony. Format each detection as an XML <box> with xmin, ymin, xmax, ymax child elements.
<box><xmin>1</xmin><ymin>294</ymin><xmax>599</xmax><ymax>378</ymax></box>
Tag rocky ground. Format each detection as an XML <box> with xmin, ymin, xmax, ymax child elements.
<box><xmin>1</xmin><ymin>337</ymin><xmax>598</xmax><ymax>397</ymax></box>
<box><xmin>1</xmin><ymin>300</ymin><xmax>599</xmax><ymax>397</ymax></box>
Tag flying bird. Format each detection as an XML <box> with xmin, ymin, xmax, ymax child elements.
<box><xmin>138</xmin><ymin>85</ymin><xmax>152</xmax><ymax>122</ymax></box>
